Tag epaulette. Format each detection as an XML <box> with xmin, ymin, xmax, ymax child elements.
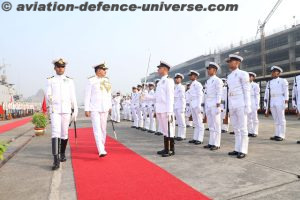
<box><xmin>47</xmin><ymin>76</ymin><xmax>54</xmax><ymax>79</ymax></box>
<box><xmin>88</xmin><ymin>75</ymin><xmax>95</xmax><ymax>79</ymax></box>
<box><xmin>66</xmin><ymin>76</ymin><xmax>73</xmax><ymax>79</ymax></box>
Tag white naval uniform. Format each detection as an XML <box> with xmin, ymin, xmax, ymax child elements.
<box><xmin>174</xmin><ymin>83</ymin><xmax>186</xmax><ymax>138</ymax></box>
<box><xmin>113</xmin><ymin>95</ymin><xmax>121</xmax><ymax>122</ymax></box>
<box><xmin>147</xmin><ymin>89</ymin><xmax>156</xmax><ymax>132</ymax></box>
<box><xmin>227</xmin><ymin>68</ymin><xmax>251</xmax><ymax>154</ymax></box>
<box><xmin>264</xmin><ymin>77</ymin><xmax>289</xmax><ymax>139</ymax></box>
<box><xmin>185</xmin><ymin>89</ymin><xmax>193</xmax><ymax>127</ymax></box>
<box><xmin>137</xmin><ymin>91</ymin><xmax>144</xmax><ymax>128</ymax></box>
<box><xmin>142</xmin><ymin>90</ymin><xmax>150</xmax><ymax>130</ymax></box>
<box><xmin>248</xmin><ymin>81</ymin><xmax>260</xmax><ymax>135</ymax></box>
<box><xmin>190</xmin><ymin>80</ymin><xmax>204</xmax><ymax>142</ymax></box>
<box><xmin>131</xmin><ymin>92</ymin><xmax>139</xmax><ymax>127</ymax></box>
<box><xmin>204</xmin><ymin>75</ymin><xmax>223</xmax><ymax>147</ymax></box>
<box><xmin>292</xmin><ymin>75</ymin><xmax>300</xmax><ymax>113</ymax></box>
<box><xmin>46</xmin><ymin>75</ymin><xmax>78</xmax><ymax>139</ymax></box>
<box><xmin>84</xmin><ymin>76</ymin><xmax>112</xmax><ymax>155</ymax></box>
<box><xmin>155</xmin><ymin>75</ymin><xmax>175</xmax><ymax>137</ymax></box>
<box><xmin>221</xmin><ymin>85</ymin><xmax>229</xmax><ymax>132</ymax></box>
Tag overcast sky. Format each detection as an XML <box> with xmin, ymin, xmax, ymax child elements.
<box><xmin>0</xmin><ymin>0</ymin><xmax>298</xmax><ymax>105</ymax></box>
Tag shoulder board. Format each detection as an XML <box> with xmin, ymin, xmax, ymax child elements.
<box><xmin>47</xmin><ymin>76</ymin><xmax>54</xmax><ymax>79</ymax></box>
<box><xmin>104</xmin><ymin>76</ymin><xmax>109</xmax><ymax>80</ymax></box>
<box><xmin>88</xmin><ymin>75</ymin><xmax>95</xmax><ymax>79</ymax></box>
<box><xmin>65</xmin><ymin>76</ymin><xmax>73</xmax><ymax>79</ymax></box>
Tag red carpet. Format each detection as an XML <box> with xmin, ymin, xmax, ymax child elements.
<box><xmin>69</xmin><ymin>127</ymin><xmax>211</xmax><ymax>200</ymax></box>
<box><xmin>0</xmin><ymin>117</ymin><xmax>32</xmax><ymax>134</ymax></box>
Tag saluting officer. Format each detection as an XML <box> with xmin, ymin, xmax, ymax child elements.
<box><xmin>84</xmin><ymin>62</ymin><xmax>112</xmax><ymax>157</ymax></box>
<box><xmin>174</xmin><ymin>73</ymin><xmax>186</xmax><ymax>141</ymax></box>
<box><xmin>264</xmin><ymin>66</ymin><xmax>289</xmax><ymax>141</ymax></box>
<box><xmin>188</xmin><ymin>70</ymin><xmax>204</xmax><ymax>145</ymax></box>
<box><xmin>203</xmin><ymin>62</ymin><xmax>223</xmax><ymax>151</ymax></box>
<box><xmin>154</xmin><ymin>61</ymin><xmax>175</xmax><ymax>157</ymax></box>
<box><xmin>226</xmin><ymin>54</ymin><xmax>251</xmax><ymax>159</ymax></box>
<box><xmin>46</xmin><ymin>58</ymin><xmax>78</xmax><ymax>170</ymax></box>
<box><xmin>248</xmin><ymin>72</ymin><xmax>260</xmax><ymax>137</ymax></box>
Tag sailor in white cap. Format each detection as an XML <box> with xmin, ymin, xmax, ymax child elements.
<box><xmin>185</xmin><ymin>83</ymin><xmax>193</xmax><ymax>128</ymax></box>
<box><xmin>136</xmin><ymin>84</ymin><xmax>144</xmax><ymax>130</ymax></box>
<box><xmin>130</xmin><ymin>86</ymin><xmax>139</xmax><ymax>128</ymax></box>
<box><xmin>220</xmin><ymin>78</ymin><xmax>230</xmax><ymax>133</ymax></box>
<box><xmin>174</xmin><ymin>73</ymin><xmax>186</xmax><ymax>141</ymax></box>
<box><xmin>264</xmin><ymin>66</ymin><xmax>289</xmax><ymax>141</ymax></box>
<box><xmin>146</xmin><ymin>82</ymin><xmax>156</xmax><ymax>133</ymax></box>
<box><xmin>154</xmin><ymin>61</ymin><xmax>175</xmax><ymax>157</ymax></box>
<box><xmin>226</xmin><ymin>54</ymin><xmax>251</xmax><ymax>159</ymax></box>
<box><xmin>293</xmin><ymin>74</ymin><xmax>300</xmax><ymax>144</ymax></box>
<box><xmin>203</xmin><ymin>62</ymin><xmax>223</xmax><ymax>150</ymax></box>
<box><xmin>112</xmin><ymin>92</ymin><xmax>121</xmax><ymax>123</ymax></box>
<box><xmin>154</xmin><ymin>79</ymin><xmax>163</xmax><ymax>136</ymax></box>
<box><xmin>141</xmin><ymin>83</ymin><xmax>150</xmax><ymax>131</ymax></box>
<box><xmin>46</xmin><ymin>58</ymin><xmax>78</xmax><ymax>170</ymax></box>
<box><xmin>188</xmin><ymin>70</ymin><xmax>205</xmax><ymax>145</ymax></box>
<box><xmin>84</xmin><ymin>62</ymin><xmax>112</xmax><ymax>157</ymax></box>
<box><xmin>248</xmin><ymin>72</ymin><xmax>260</xmax><ymax>137</ymax></box>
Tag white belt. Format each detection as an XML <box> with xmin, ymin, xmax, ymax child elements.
<box><xmin>271</xmin><ymin>94</ymin><xmax>284</xmax><ymax>97</ymax></box>
<box><xmin>229</xmin><ymin>92</ymin><xmax>243</xmax><ymax>96</ymax></box>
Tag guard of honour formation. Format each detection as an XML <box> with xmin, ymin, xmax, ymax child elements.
<box><xmin>46</xmin><ymin>55</ymin><xmax>300</xmax><ymax>170</ymax></box>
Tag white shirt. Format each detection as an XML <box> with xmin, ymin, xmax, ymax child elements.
<box><xmin>174</xmin><ymin>83</ymin><xmax>186</xmax><ymax>110</ymax></box>
<box><xmin>204</xmin><ymin>75</ymin><xmax>223</xmax><ymax>108</ymax></box>
<box><xmin>264</xmin><ymin>77</ymin><xmax>289</xmax><ymax>107</ymax></box>
<box><xmin>227</xmin><ymin>68</ymin><xmax>251</xmax><ymax>110</ymax></box>
<box><xmin>155</xmin><ymin>75</ymin><xmax>174</xmax><ymax>113</ymax></box>
<box><xmin>189</xmin><ymin>80</ymin><xmax>203</xmax><ymax>109</ymax></box>
<box><xmin>250</xmin><ymin>81</ymin><xmax>260</xmax><ymax>109</ymax></box>
<box><xmin>84</xmin><ymin>76</ymin><xmax>112</xmax><ymax>112</ymax></box>
<box><xmin>46</xmin><ymin>74</ymin><xmax>78</xmax><ymax>114</ymax></box>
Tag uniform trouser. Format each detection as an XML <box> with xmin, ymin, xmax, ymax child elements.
<box><xmin>91</xmin><ymin>111</ymin><xmax>108</xmax><ymax>155</ymax></box>
<box><xmin>206</xmin><ymin>107</ymin><xmax>221</xmax><ymax>147</ymax></box>
<box><xmin>230</xmin><ymin>107</ymin><xmax>249</xmax><ymax>154</ymax></box>
<box><xmin>221</xmin><ymin>112</ymin><xmax>229</xmax><ymax>131</ymax></box>
<box><xmin>143</xmin><ymin>107</ymin><xmax>150</xmax><ymax>129</ymax></box>
<box><xmin>114</xmin><ymin>105</ymin><xmax>121</xmax><ymax>122</ymax></box>
<box><xmin>270</xmin><ymin>105</ymin><xmax>286</xmax><ymax>138</ymax></box>
<box><xmin>131</xmin><ymin>107</ymin><xmax>138</xmax><ymax>127</ymax></box>
<box><xmin>123</xmin><ymin>107</ymin><xmax>127</xmax><ymax>120</ymax></box>
<box><xmin>247</xmin><ymin>108</ymin><xmax>259</xmax><ymax>135</ymax></box>
<box><xmin>191</xmin><ymin>108</ymin><xmax>204</xmax><ymax>141</ymax></box>
<box><xmin>137</xmin><ymin>107</ymin><xmax>143</xmax><ymax>128</ymax></box>
<box><xmin>156</xmin><ymin>113</ymin><xmax>175</xmax><ymax>137</ymax></box>
<box><xmin>157</xmin><ymin>117</ymin><xmax>162</xmax><ymax>133</ymax></box>
<box><xmin>50</xmin><ymin>113</ymin><xmax>71</xmax><ymax>139</ymax></box>
<box><xmin>174</xmin><ymin>108</ymin><xmax>186</xmax><ymax>138</ymax></box>
<box><xmin>148</xmin><ymin>107</ymin><xmax>156</xmax><ymax>132</ymax></box>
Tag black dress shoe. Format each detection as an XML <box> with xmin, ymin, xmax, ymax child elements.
<box><xmin>203</xmin><ymin>144</ymin><xmax>212</xmax><ymax>149</ymax></box>
<box><xmin>237</xmin><ymin>153</ymin><xmax>246</xmax><ymax>159</ymax></box>
<box><xmin>248</xmin><ymin>133</ymin><xmax>253</xmax><ymax>137</ymax></box>
<box><xmin>99</xmin><ymin>154</ymin><xmax>107</xmax><ymax>157</ymax></box>
<box><xmin>297</xmin><ymin>141</ymin><xmax>300</xmax><ymax>144</ymax></box>
<box><xmin>229</xmin><ymin>132</ymin><xmax>235</xmax><ymax>135</ymax></box>
<box><xmin>205</xmin><ymin>128</ymin><xmax>209</xmax><ymax>131</ymax></box>
<box><xmin>157</xmin><ymin>132</ymin><xmax>163</xmax><ymax>136</ymax></box>
<box><xmin>176</xmin><ymin>137</ymin><xmax>183</xmax><ymax>141</ymax></box>
<box><xmin>188</xmin><ymin>139</ymin><xmax>196</xmax><ymax>143</ymax></box>
<box><xmin>275</xmin><ymin>137</ymin><xmax>284</xmax><ymax>141</ymax></box>
<box><xmin>194</xmin><ymin>141</ymin><xmax>202</xmax><ymax>145</ymax></box>
<box><xmin>186</xmin><ymin>125</ymin><xmax>191</xmax><ymax>128</ymax></box>
<box><xmin>157</xmin><ymin>149</ymin><xmax>167</xmax><ymax>155</ymax></box>
<box><xmin>221</xmin><ymin>130</ymin><xmax>227</xmax><ymax>133</ymax></box>
<box><xmin>252</xmin><ymin>134</ymin><xmax>257</xmax><ymax>137</ymax></box>
<box><xmin>131</xmin><ymin>126</ymin><xmax>136</xmax><ymax>128</ymax></box>
<box><xmin>270</xmin><ymin>136</ymin><xmax>279</xmax><ymax>140</ymax></box>
<box><xmin>161</xmin><ymin>151</ymin><xmax>175</xmax><ymax>157</ymax></box>
<box><xmin>60</xmin><ymin>153</ymin><xmax>67</xmax><ymax>162</ymax></box>
<box><xmin>210</xmin><ymin>146</ymin><xmax>220</xmax><ymax>151</ymax></box>
<box><xmin>228</xmin><ymin>151</ymin><xmax>239</xmax><ymax>156</ymax></box>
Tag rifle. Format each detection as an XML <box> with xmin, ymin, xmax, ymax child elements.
<box><xmin>265</xmin><ymin>81</ymin><xmax>271</xmax><ymax>117</ymax></box>
<box><xmin>223</xmin><ymin>82</ymin><xmax>229</xmax><ymax>124</ymax></box>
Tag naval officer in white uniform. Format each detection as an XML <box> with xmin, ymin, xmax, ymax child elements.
<box><xmin>292</xmin><ymin>74</ymin><xmax>300</xmax><ymax>144</ymax></box>
<box><xmin>264</xmin><ymin>66</ymin><xmax>289</xmax><ymax>141</ymax></box>
<box><xmin>248</xmin><ymin>72</ymin><xmax>260</xmax><ymax>137</ymax></box>
<box><xmin>174</xmin><ymin>73</ymin><xmax>186</xmax><ymax>141</ymax></box>
<box><xmin>226</xmin><ymin>54</ymin><xmax>251</xmax><ymax>159</ymax></box>
<box><xmin>203</xmin><ymin>62</ymin><xmax>223</xmax><ymax>151</ymax></box>
<box><xmin>188</xmin><ymin>70</ymin><xmax>205</xmax><ymax>145</ymax></box>
<box><xmin>46</xmin><ymin>58</ymin><xmax>78</xmax><ymax>170</ymax></box>
<box><xmin>84</xmin><ymin>62</ymin><xmax>112</xmax><ymax>157</ymax></box>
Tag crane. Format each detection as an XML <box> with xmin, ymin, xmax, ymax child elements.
<box><xmin>256</xmin><ymin>0</ymin><xmax>283</xmax><ymax>77</ymax></box>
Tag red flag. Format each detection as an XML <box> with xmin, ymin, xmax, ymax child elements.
<box><xmin>41</xmin><ymin>96</ymin><xmax>47</xmax><ymax>114</ymax></box>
